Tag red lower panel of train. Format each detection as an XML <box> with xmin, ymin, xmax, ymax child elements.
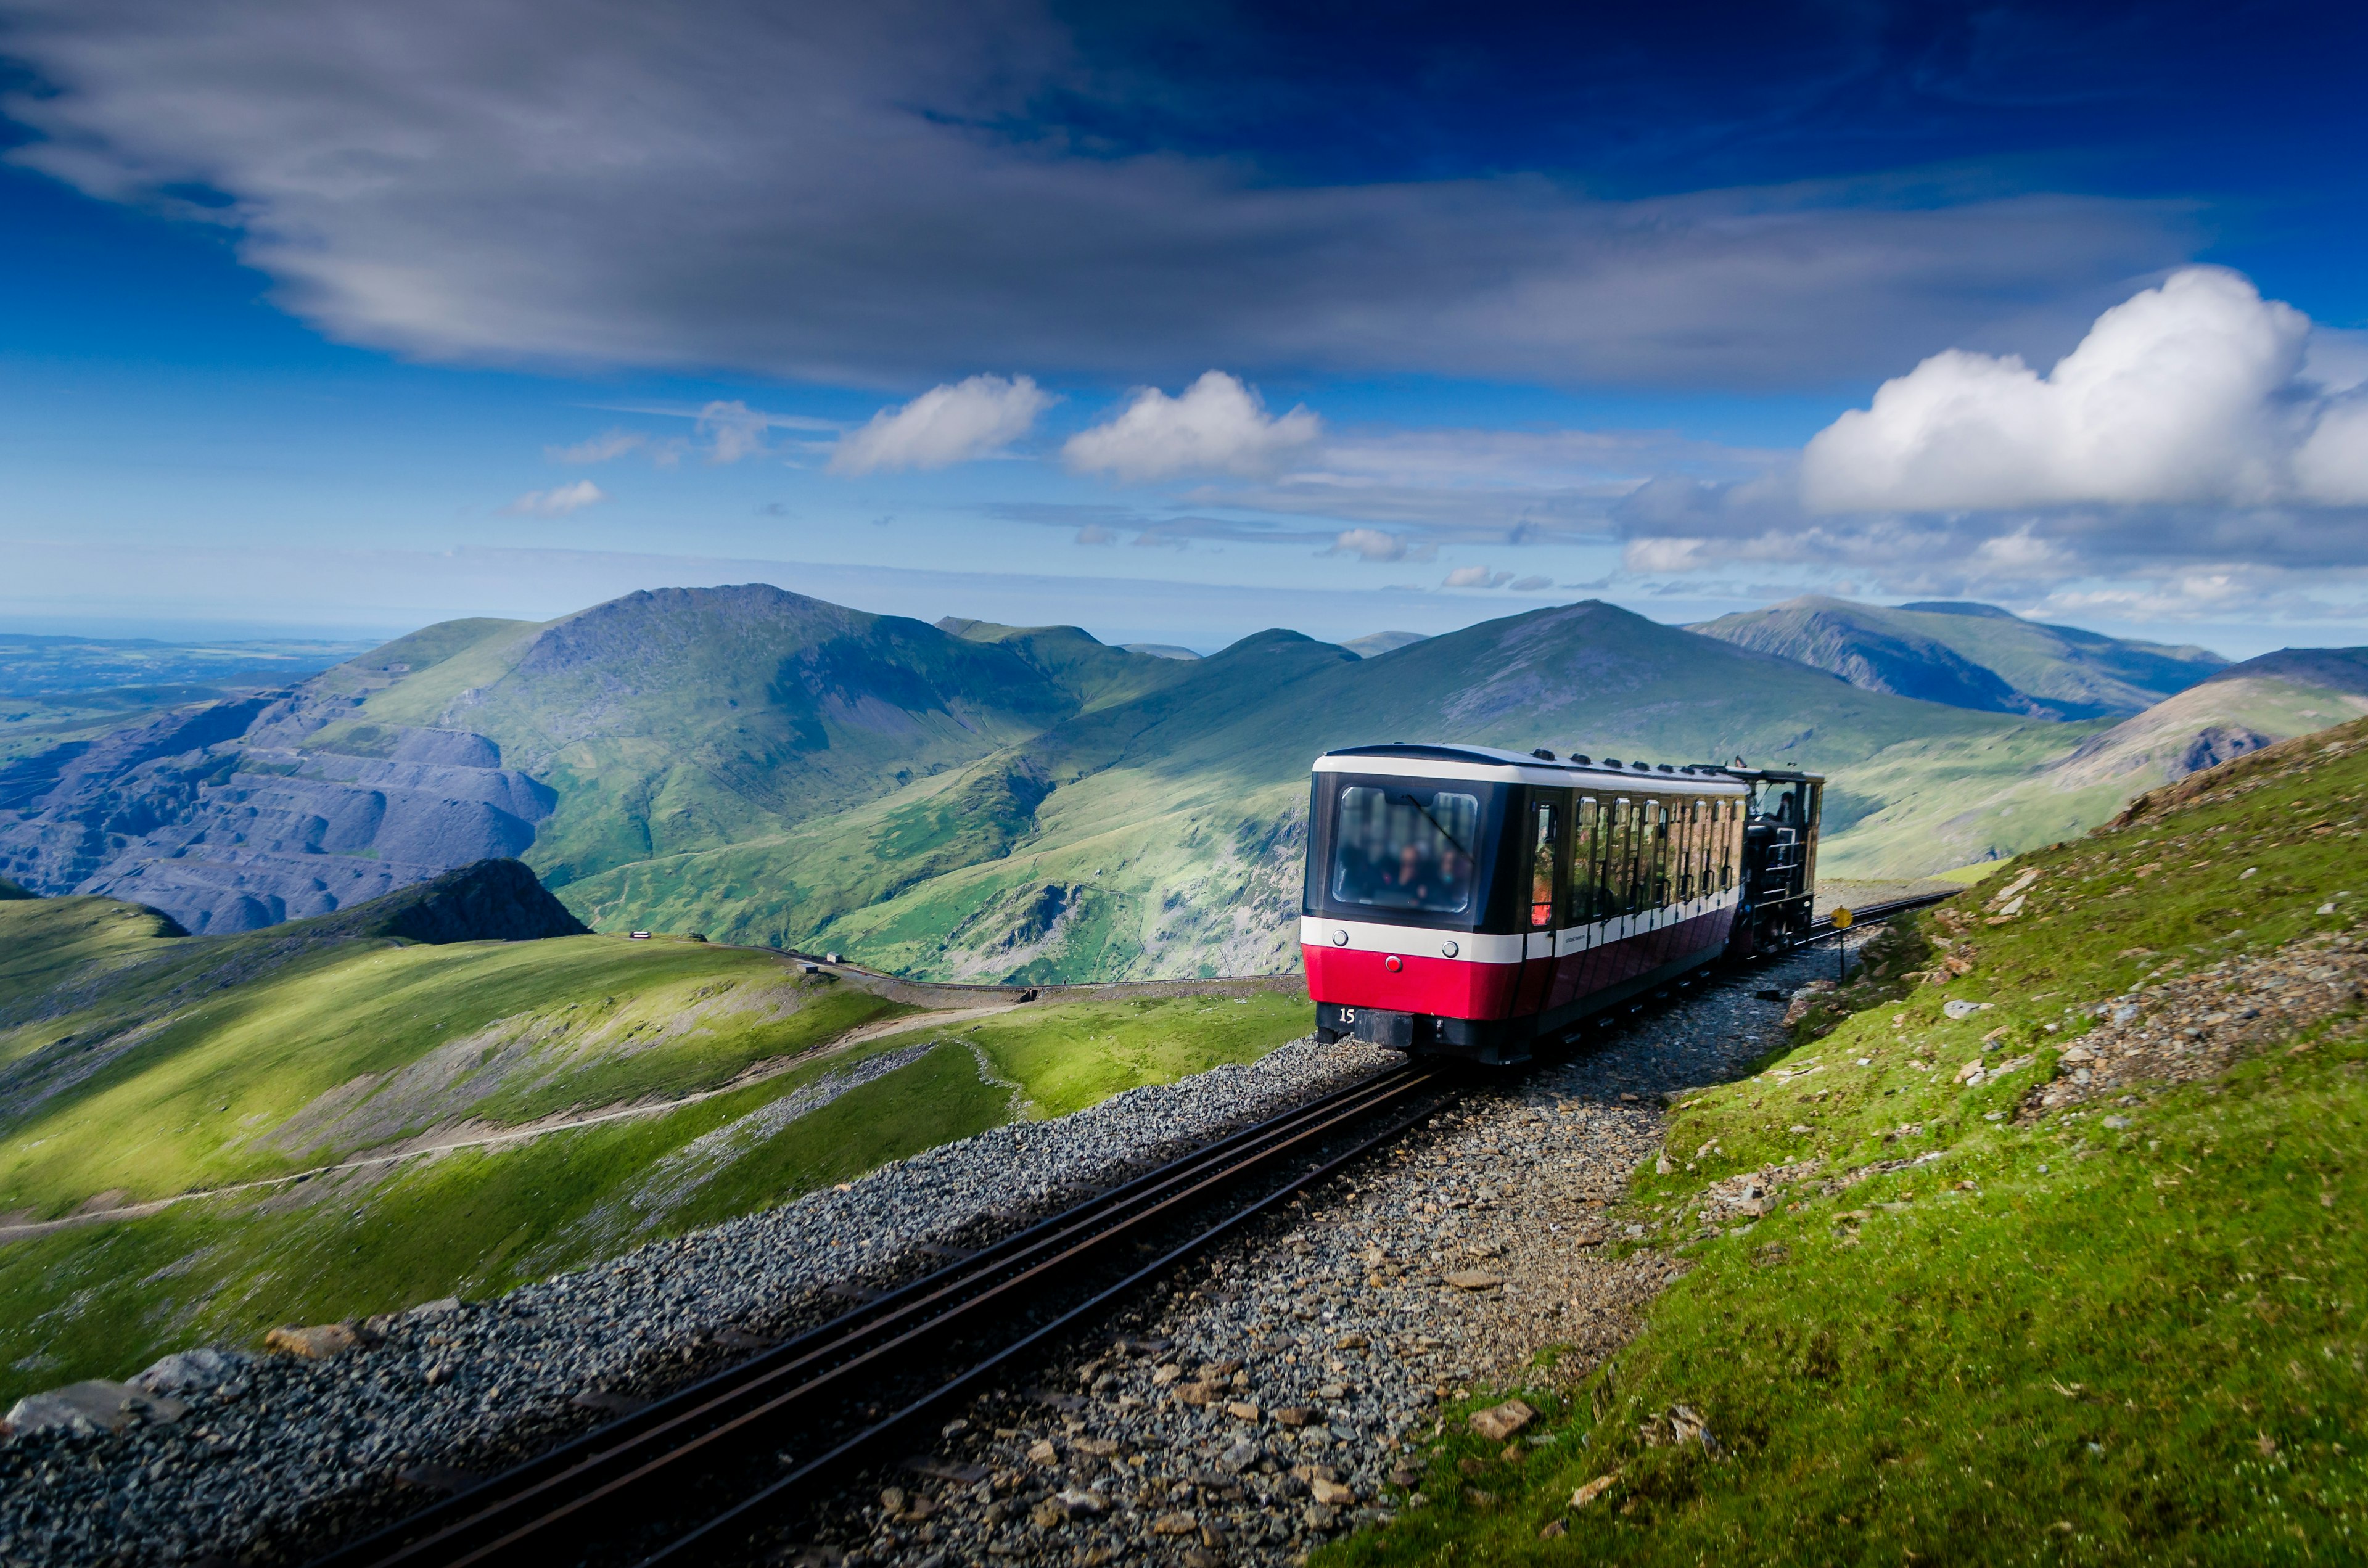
<box><xmin>1302</xmin><ymin>905</ymin><xmax>1737</xmax><ymax>1022</ymax></box>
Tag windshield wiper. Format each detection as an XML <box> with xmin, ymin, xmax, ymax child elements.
<box><xmin>1394</xmin><ymin>792</ymin><xmax>1472</xmax><ymax>858</ymax></box>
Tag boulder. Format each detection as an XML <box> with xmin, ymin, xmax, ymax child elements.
<box><xmin>1468</xmin><ymin>1399</ymin><xmax>1537</xmax><ymax>1442</ymax></box>
<box><xmin>133</xmin><ymin>1347</ymin><xmax>244</xmax><ymax>1394</ymax></box>
<box><xmin>4</xmin><ymin>1379</ymin><xmax>186</xmax><ymax>1437</ymax></box>
<box><xmin>266</xmin><ymin>1322</ymin><xmax>361</xmax><ymax>1359</ymax></box>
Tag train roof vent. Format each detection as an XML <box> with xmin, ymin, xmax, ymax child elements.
<box><xmin>1657</xmin><ymin>763</ymin><xmax>1674</xmax><ymax>773</ymax></box>
<box><xmin>1631</xmin><ymin>760</ymin><xmax>1651</xmax><ymax>771</ymax></box>
<box><xmin>1531</xmin><ymin>748</ymin><xmax>1556</xmax><ymax>761</ymax></box>
<box><xmin>1569</xmin><ymin>753</ymin><xmax>1592</xmax><ymax>765</ymax></box>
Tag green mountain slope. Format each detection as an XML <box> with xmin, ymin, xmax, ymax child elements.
<box><xmin>1342</xmin><ymin>716</ymin><xmax>2368</xmax><ymax>1567</ymax></box>
<box><xmin>0</xmin><ymin>586</ymin><xmax>1194</xmax><ymax>932</ymax></box>
<box><xmin>0</xmin><ymin>874</ymin><xmax>1307</xmax><ymax>1404</ymax></box>
<box><xmin>1690</xmin><ymin>595</ymin><xmax>2226</xmax><ymax>720</ymax></box>
<box><xmin>1829</xmin><ymin>646</ymin><xmax>2368</xmax><ymax>875</ymax></box>
<box><xmin>479</xmin><ymin>598</ymin><xmax>2342</xmax><ymax>980</ymax></box>
<box><xmin>7</xmin><ymin>583</ymin><xmax>2332</xmax><ymax>982</ymax></box>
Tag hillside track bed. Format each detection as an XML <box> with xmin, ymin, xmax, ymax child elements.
<box><xmin>755</xmin><ymin>935</ymin><xmax>1882</xmax><ymax>1568</ymax></box>
<box><xmin>0</xmin><ymin>1036</ymin><xmax>1400</xmax><ymax>1568</ymax></box>
<box><xmin>0</xmin><ymin>922</ymin><xmax>1910</xmax><ymax>1568</ymax></box>
<box><xmin>316</xmin><ymin>1067</ymin><xmax>1465</xmax><ymax>1568</ymax></box>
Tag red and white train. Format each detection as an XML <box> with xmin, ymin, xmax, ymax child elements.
<box><xmin>1302</xmin><ymin>743</ymin><xmax>1823</xmax><ymax>1063</ymax></box>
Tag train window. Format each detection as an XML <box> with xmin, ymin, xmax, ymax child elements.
<box><xmin>1572</xmin><ymin>798</ymin><xmax>1600</xmax><ymax>923</ymax></box>
<box><xmin>1677</xmin><ymin>800</ymin><xmax>1696</xmax><ymax>901</ymax></box>
<box><xmin>1529</xmin><ymin>802</ymin><xmax>1558</xmax><ymax>929</ymax></box>
<box><xmin>1607</xmin><ymin>799</ymin><xmax>1632</xmax><ymax>917</ymax></box>
<box><xmin>1327</xmin><ymin>785</ymin><xmax>1482</xmax><ymax>914</ymax></box>
<box><xmin>1646</xmin><ymin>800</ymin><xmax>1671</xmax><ymax>909</ymax></box>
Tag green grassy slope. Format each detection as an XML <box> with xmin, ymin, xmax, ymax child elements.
<box><xmin>305</xmin><ymin>588</ymin><xmax>1194</xmax><ymax>898</ymax></box>
<box><xmin>1337</xmin><ymin>718</ymin><xmax>2368</xmax><ymax>1567</ymax></box>
<box><xmin>0</xmin><ymin>885</ymin><xmax>1312</xmax><ymax>1403</ymax></box>
<box><xmin>1691</xmin><ymin>596</ymin><xmax>2225</xmax><ymax>720</ymax></box>
<box><xmin>822</xmin><ymin>603</ymin><xmax>2056</xmax><ymax>979</ymax></box>
<box><xmin>1823</xmin><ymin>649</ymin><xmax>2368</xmax><ymax>877</ymax></box>
<box><xmin>0</xmin><ymin>900</ymin><xmax>909</xmax><ymax>1218</ymax></box>
<box><xmin>22</xmin><ymin>587</ymin><xmax>2324</xmax><ymax>982</ymax></box>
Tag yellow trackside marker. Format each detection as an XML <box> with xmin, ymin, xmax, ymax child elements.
<box><xmin>1832</xmin><ymin>906</ymin><xmax>1852</xmax><ymax>929</ymax></box>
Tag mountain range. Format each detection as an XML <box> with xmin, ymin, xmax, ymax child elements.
<box><xmin>1690</xmin><ymin>595</ymin><xmax>2227</xmax><ymax>720</ymax></box>
<box><xmin>2</xmin><ymin>585</ymin><xmax>2359</xmax><ymax>980</ymax></box>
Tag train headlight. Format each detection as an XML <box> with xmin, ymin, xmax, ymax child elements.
<box><xmin>1441</xmin><ymin>940</ymin><xmax>1459</xmax><ymax>958</ymax></box>
<box><xmin>1331</xmin><ymin>929</ymin><xmax>1349</xmax><ymax>946</ymax></box>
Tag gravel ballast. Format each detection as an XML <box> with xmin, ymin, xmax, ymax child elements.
<box><xmin>0</xmin><ymin>938</ymin><xmax>1863</xmax><ymax>1567</ymax></box>
<box><xmin>763</xmin><ymin>940</ymin><xmax>1862</xmax><ymax>1568</ymax></box>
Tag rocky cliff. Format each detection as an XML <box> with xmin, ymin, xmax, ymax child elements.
<box><xmin>0</xmin><ymin>684</ymin><xmax>556</xmax><ymax>934</ymax></box>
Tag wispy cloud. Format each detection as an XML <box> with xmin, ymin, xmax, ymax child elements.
<box><xmin>1443</xmin><ymin>565</ymin><xmax>1513</xmax><ymax>589</ymax></box>
<box><xmin>501</xmin><ymin>479</ymin><xmax>607</xmax><ymax>517</ymax></box>
<box><xmin>546</xmin><ymin>429</ymin><xmax>646</xmax><ymax>464</ymax></box>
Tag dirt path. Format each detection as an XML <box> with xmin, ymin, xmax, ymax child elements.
<box><xmin>0</xmin><ymin>1003</ymin><xmax>1022</xmax><ymax>1248</ymax></box>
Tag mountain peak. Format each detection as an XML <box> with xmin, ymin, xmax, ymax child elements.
<box><xmin>1897</xmin><ymin>600</ymin><xmax>2021</xmax><ymax>620</ymax></box>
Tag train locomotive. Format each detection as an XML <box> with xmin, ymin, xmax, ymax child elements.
<box><xmin>1302</xmin><ymin>744</ymin><xmax>1823</xmax><ymax>1064</ymax></box>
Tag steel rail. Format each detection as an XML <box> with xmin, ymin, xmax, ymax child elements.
<box><xmin>642</xmin><ymin>1079</ymin><xmax>1458</xmax><ymax>1567</ymax></box>
<box><xmin>314</xmin><ymin>1064</ymin><xmax>1456</xmax><ymax>1568</ymax></box>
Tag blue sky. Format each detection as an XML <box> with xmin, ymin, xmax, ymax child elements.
<box><xmin>1</xmin><ymin>0</ymin><xmax>2364</xmax><ymax>656</ymax></box>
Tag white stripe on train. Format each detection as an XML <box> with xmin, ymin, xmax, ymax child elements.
<box><xmin>1297</xmin><ymin>886</ymin><xmax>1742</xmax><ymax>964</ymax></box>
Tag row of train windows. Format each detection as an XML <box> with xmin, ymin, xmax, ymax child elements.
<box><xmin>1528</xmin><ymin>795</ymin><xmax>1745</xmax><ymax>929</ymax></box>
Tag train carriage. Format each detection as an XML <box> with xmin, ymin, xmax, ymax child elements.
<box><xmin>1301</xmin><ymin>743</ymin><xmax>1823</xmax><ymax>1063</ymax></box>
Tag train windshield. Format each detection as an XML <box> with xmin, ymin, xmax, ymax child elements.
<box><xmin>1328</xmin><ymin>784</ymin><xmax>1482</xmax><ymax>914</ymax></box>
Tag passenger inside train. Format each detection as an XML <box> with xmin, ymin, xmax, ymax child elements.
<box><xmin>1325</xmin><ymin>785</ymin><xmax>1480</xmax><ymax>914</ymax></box>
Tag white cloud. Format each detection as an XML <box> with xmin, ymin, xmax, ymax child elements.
<box><xmin>1509</xmin><ymin>575</ymin><xmax>1555</xmax><ymax>592</ymax></box>
<box><xmin>830</xmin><ymin>374</ymin><xmax>1052</xmax><ymax>475</ymax></box>
<box><xmin>697</xmin><ymin>400</ymin><xmax>771</xmax><ymax>464</ymax></box>
<box><xmin>1063</xmin><ymin>372</ymin><xmax>1321</xmax><ymax>482</ymax></box>
<box><xmin>1443</xmin><ymin>565</ymin><xmax>1513</xmax><ymax>589</ymax></box>
<box><xmin>2294</xmin><ymin>396</ymin><xmax>2368</xmax><ymax>504</ymax></box>
<box><xmin>501</xmin><ymin>479</ymin><xmax>607</xmax><ymax>517</ymax></box>
<box><xmin>1324</xmin><ymin>527</ymin><xmax>1438</xmax><ymax>563</ymax></box>
<box><xmin>1803</xmin><ymin>268</ymin><xmax>2368</xmax><ymax>511</ymax></box>
<box><xmin>547</xmin><ymin>429</ymin><xmax>646</xmax><ymax>463</ymax></box>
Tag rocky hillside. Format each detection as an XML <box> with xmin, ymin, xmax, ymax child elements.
<box><xmin>0</xmin><ymin>588</ymin><xmax>1191</xmax><ymax>935</ymax></box>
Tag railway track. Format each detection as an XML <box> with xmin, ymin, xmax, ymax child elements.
<box><xmin>313</xmin><ymin>1064</ymin><xmax>1468</xmax><ymax>1568</ymax></box>
<box><xmin>313</xmin><ymin>891</ymin><xmax>1952</xmax><ymax>1568</ymax></box>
